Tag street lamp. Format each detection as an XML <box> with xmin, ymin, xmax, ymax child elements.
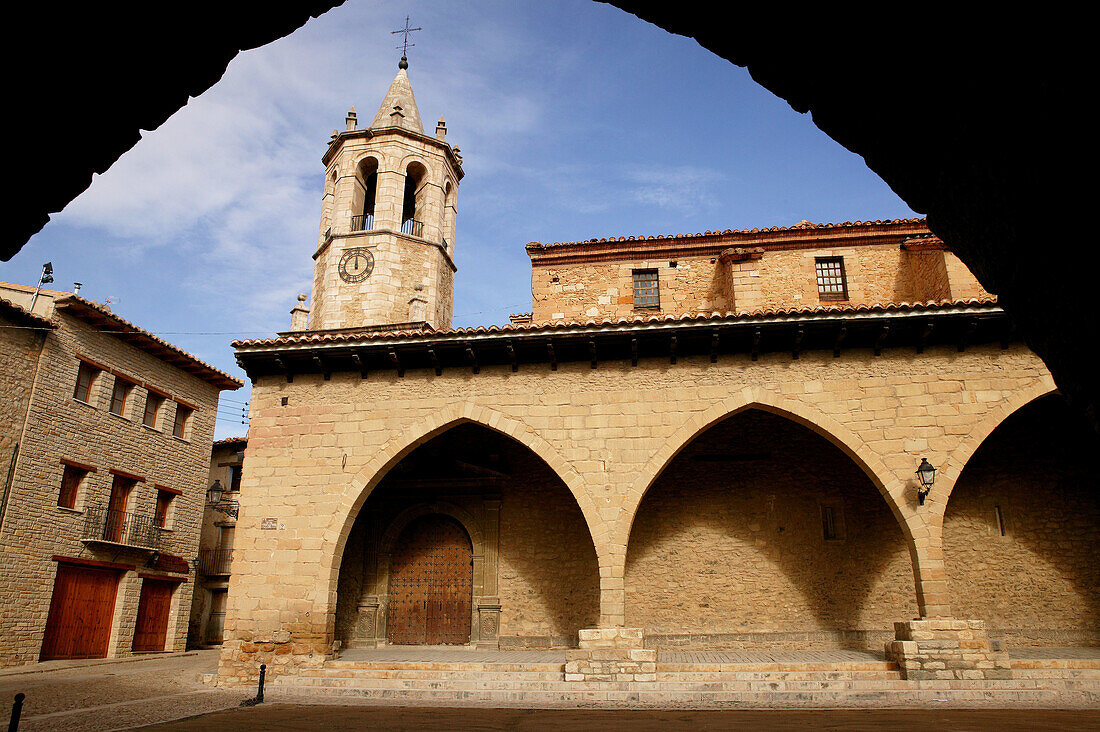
<box><xmin>206</xmin><ymin>479</ymin><xmax>239</xmax><ymax>519</ymax></box>
<box><xmin>916</xmin><ymin>458</ymin><xmax>937</xmax><ymax>506</ymax></box>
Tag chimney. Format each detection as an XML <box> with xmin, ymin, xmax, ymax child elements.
<box><xmin>436</xmin><ymin>116</ymin><xmax>447</xmax><ymax>141</ymax></box>
<box><xmin>73</xmin><ymin>282</ymin><xmax>82</xmax><ymax>295</ymax></box>
<box><xmin>290</xmin><ymin>293</ymin><xmax>311</xmax><ymax>331</ymax></box>
<box><xmin>345</xmin><ymin>107</ymin><xmax>357</xmax><ymax>131</ymax></box>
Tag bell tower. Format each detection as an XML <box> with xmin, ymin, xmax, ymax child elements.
<box><xmin>308</xmin><ymin>56</ymin><xmax>463</xmax><ymax>332</ymax></box>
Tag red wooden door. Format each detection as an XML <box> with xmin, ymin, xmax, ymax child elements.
<box><xmin>388</xmin><ymin>514</ymin><xmax>473</xmax><ymax>645</ymax></box>
<box><xmin>132</xmin><ymin>579</ymin><xmax>174</xmax><ymax>652</ymax></box>
<box><xmin>105</xmin><ymin>476</ymin><xmax>133</xmax><ymax>542</ymax></box>
<box><xmin>40</xmin><ymin>564</ymin><xmax>121</xmax><ymax>660</ymax></box>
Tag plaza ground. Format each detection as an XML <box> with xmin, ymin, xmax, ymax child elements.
<box><xmin>2</xmin><ymin>650</ymin><xmax>1098</xmax><ymax>731</ymax></box>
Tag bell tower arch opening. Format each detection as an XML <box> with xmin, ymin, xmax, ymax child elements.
<box><xmin>400</xmin><ymin>161</ymin><xmax>429</xmax><ymax>237</ymax></box>
<box><xmin>353</xmin><ymin>156</ymin><xmax>379</xmax><ymax>231</ymax></box>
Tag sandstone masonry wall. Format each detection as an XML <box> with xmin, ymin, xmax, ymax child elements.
<box><xmin>219</xmin><ymin>340</ymin><xmax>1056</xmax><ymax>681</ymax></box>
<box><xmin>0</xmin><ymin>292</ymin><xmax>222</xmax><ymax>667</ymax></box>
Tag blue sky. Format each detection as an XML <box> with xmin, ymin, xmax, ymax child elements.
<box><xmin>1</xmin><ymin>0</ymin><xmax>917</xmax><ymax>439</ymax></box>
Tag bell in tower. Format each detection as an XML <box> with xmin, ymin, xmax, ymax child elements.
<box><xmin>307</xmin><ymin>55</ymin><xmax>463</xmax><ymax>332</ymax></box>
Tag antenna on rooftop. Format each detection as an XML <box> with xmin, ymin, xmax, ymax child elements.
<box><xmin>29</xmin><ymin>262</ymin><xmax>53</xmax><ymax>312</ymax></box>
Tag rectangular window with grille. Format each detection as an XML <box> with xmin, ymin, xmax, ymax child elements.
<box><xmin>73</xmin><ymin>362</ymin><xmax>100</xmax><ymax>404</ymax></box>
<box><xmin>632</xmin><ymin>269</ymin><xmax>660</xmax><ymax>309</ymax></box>
<box><xmin>815</xmin><ymin>257</ymin><xmax>848</xmax><ymax>301</ymax></box>
<box><xmin>109</xmin><ymin>378</ymin><xmax>134</xmax><ymax>417</ymax></box>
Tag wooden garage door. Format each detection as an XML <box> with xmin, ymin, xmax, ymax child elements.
<box><xmin>387</xmin><ymin>514</ymin><xmax>473</xmax><ymax>645</ymax></box>
<box><xmin>40</xmin><ymin>564</ymin><xmax>121</xmax><ymax>661</ymax></box>
<box><xmin>132</xmin><ymin>579</ymin><xmax>175</xmax><ymax>652</ymax></box>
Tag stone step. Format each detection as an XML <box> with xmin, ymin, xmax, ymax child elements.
<box><xmin>297</xmin><ymin>668</ymin><xmax>904</xmax><ymax>682</ymax></box>
<box><xmin>658</xmin><ymin>662</ymin><xmax>897</xmax><ymax>673</ymax></box>
<box><xmin>273</xmin><ymin>674</ymin><xmax>1100</xmax><ymax>694</ymax></box>
<box><xmin>327</xmin><ymin>661</ymin><xmax>564</xmax><ymax>672</ymax></box>
<box><xmin>265</xmin><ymin>685</ymin><xmax>1098</xmax><ymax>707</ymax></box>
<box><xmin>1010</xmin><ymin>668</ymin><xmax>1100</xmax><ymax>679</ymax></box>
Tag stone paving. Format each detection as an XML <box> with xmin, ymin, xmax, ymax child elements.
<box><xmin>143</xmin><ymin>705</ymin><xmax>1100</xmax><ymax>731</ymax></box>
<box><xmin>0</xmin><ymin>646</ymin><xmax>1096</xmax><ymax>731</ymax></box>
<box><xmin>0</xmin><ymin>650</ymin><xmax>242</xmax><ymax>732</ymax></box>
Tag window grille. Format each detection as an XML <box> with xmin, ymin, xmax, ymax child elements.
<box><xmin>815</xmin><ymin>257</ymin><xmax>848</xmax><ymax>301</ymax></box>
<box><xmin>633</xmin><ymin>269</ymin><xmax>660</xmax><ymax>309</ymax></box>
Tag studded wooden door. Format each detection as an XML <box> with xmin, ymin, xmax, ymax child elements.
<box><xmin>387</xmin><ymin>514</ymin><xmax>473</xmax><ymax>645</ymax></box>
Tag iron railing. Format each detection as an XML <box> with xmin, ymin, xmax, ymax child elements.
<box><xmin>351</xmin><ymin>213</ymin><xmax>374</xmax><ymax>232</ymax></box>
<box><xmin>197</xmin><ymin>548</ymin><xmax>234</xmax><ymax>575</ymax></box>
<box><xmin>82</xmin><ymin>504</ymin><xmax>160</xmax><ymax>549</ymax></box>
<box><xmin>401</xmin><ymin>218</ymin><xmax>423</xmax><ymax>237</ymax></box>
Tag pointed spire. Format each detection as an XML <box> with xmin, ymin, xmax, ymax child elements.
<box><xmin>370</xmin><ymin>62</ymin><xmax>423</xmax><ymax>134</ymax></box>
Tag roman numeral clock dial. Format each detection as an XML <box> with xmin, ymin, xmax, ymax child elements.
<box><xmin>339</xmin><ymin>247</ymin><xmax>375</xmax><ymax>283</ymax></box>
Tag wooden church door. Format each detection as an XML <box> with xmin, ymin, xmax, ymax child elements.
<box><xmin>387</xmin><ymin>514</ymin><xmax>473</xmax><ymax>645</ymax></box>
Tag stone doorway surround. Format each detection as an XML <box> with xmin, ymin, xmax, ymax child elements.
<box><xmin>352</xmin><ymin>496</ymin><xmax>502</xmax><ymax>650</ymax></box>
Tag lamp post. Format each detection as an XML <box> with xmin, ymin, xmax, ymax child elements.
<box><xmin>916</xmin><ymin>458</ymin><xmax>937</xmax><ymax>506</ymax></box>
<box><xmin>206</xmin><ymin>479</ymin><xmax>239</xmax><ymax>519</ymax></box>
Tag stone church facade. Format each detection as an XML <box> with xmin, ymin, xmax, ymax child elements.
<box><xmin>220</xmin><ymin>62</ymin><xmax>1098</xmax><ymax>684</ymax></box>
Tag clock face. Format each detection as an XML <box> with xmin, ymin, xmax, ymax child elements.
<box><xmin>338</xmin><ymin>247</ymin><xmax>375</xmax><ymax>283</ymax></box>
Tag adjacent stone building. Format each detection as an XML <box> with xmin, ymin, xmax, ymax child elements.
<box><xmin>218</xmin><ymin>61</ymin><xmax>1097</xmax><ymax>684</ymax></box>
<box><xmin>187</xmin><ymin>437</ymin><xmax>246</xmax><ymax>648</ymax></box>
<box><xmin>0</xmin><ymin>281</ymin><xmax>241</xmax><ymax>667</ymax></box>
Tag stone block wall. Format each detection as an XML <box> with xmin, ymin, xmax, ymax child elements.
<box><xmin>625</xmin><ymin>410</ymin><xmax>916</xmax><ymax>650</ymax></box>
<box><xmin>944</xmin><ymin>396</ymin><xmax>1099</xmax><ymax>646</ymax></box>
<box><xmin>0</xmin><ymin>289</ymin><xmax>224</xmax><ymax>667</ymax></box>
<box><xmin>218</xmin><ymin>337</ymin><xmax>1061</xmax><ymax>682</ymax></box>
<box><xmin>887</xmin><ymin>619</ymin><xmax>1011</xmax><ymax>680</ymax></box>
<box><xmin>530</xmin><ymin>237</ymin><xmax>991</xmax><ymax>323</ymax></box>
<box><xmin>0</xmin><ymin>310</ymin><xmax>45</xmax><ymax>474</ymax></box>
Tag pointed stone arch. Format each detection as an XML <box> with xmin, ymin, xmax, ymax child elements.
<box><xmin>618</xmin><ymin>386</ymin><xmax>908</xmax><ymax>550</ymax></box>
<box><xmin>933</xmin><ymin>374</ymin><xmax>1058</xmax><ymax>521</ymax></box>
<box><xmin>321</xmin><ymin>402</ymin><xmax>604</xmax><ymax>610</ymax></box>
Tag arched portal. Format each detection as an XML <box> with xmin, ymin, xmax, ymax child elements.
<box><xmin>625</xmin><ymin>408</ymin><xmax>915</xmax><ymax>651</ymax></box>
<box><xmin>944</xmin><ymin>394</ymin><xmax>1100</xmax><ymax>647</ymax></box>
<box><xmin>335</xmin><ymin>423</ymin><xmax>599</xmax><ymax>649</ymax></box>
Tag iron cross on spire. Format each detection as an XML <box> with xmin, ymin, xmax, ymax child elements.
<box><xmin>392</xmin><ymin>16</ymin><xmax>421</xmax><ymax>65</ymax></box>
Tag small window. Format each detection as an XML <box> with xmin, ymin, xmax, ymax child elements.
<box><xmin>58</xmin><ymin>464</ymin><xmax>88</xmax><ymax>509</ymax></box>
<box><xmin>143</xmin><ymin>392</ymin><xmax>165</xmax><ymax>428</ymax></box>
<box><xmin>73</xmin><ymin>362</ymin><xmax>100</xmax><ymax>403</ymax></box>
<box><xmin>815</xmin><ymin>257</ymin><xmax>848</xmax><ymax>301</ymax></box>
<box><xmin>227</xmin><ymin>464</ymin><xmax>243</xmax><ymax>493</ymax></box>
<box><xmin>154</xmin><ymin>489</ymin><xmax>175</xmax><ymax>529</ymax></box>
<box><xmin>820</xmin><ymin>503</ymin><xmax>845</xmax><ymax>541</ymax></box>
<box><xmin>632</xmin><ymin>269</ymin><xmax>660</xmax><ymax>309</ymax></box>
<box><xmin>172</xmin><ymin>403</ymin><xmax>193</xmax><ymax>439</ymax></box>
<box><xmin>109</xmin><ymin>377</ymin><xmax>134</xmax><ymax>417</ymax></box>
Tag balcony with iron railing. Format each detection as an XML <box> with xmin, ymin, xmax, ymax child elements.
<box><xmin>82</xmin><ymin>504</ymin><xmax>160</xmax><ymax>550</ymax></box>
<box><xmin>197</xmin><ymin>548</ymin><xmax>234</xmax><ymax>576</ymax></box>
<box><xmin>401</xmin><ymin>218</ymin><xmax>424</xmax><ymax>238</ymax></box>
<box><xmin>351</xmin><ymin>213</ymin><xmax>374</xmax><ymax>232</ymax></box>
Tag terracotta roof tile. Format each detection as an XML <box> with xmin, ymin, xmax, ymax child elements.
<box><xmin>54</xmin><ymin>295</ymin><xmax>242</xmax><ymax>390</ymax></box>
<box><xmin>525</xmin><ymin>217</ymin><xmax>928</xmax><ymax>251</ymax></box>
<box><xmin>233</xmin><ymin>297</ymin><xmax>999</xmax><ymax>350</ymax></box>
<box><xmin>0</xmin><ymin>296</ymin><xmax>54</xmax><ymax>330</ymax></box>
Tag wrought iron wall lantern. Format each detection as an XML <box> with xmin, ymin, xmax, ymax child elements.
<box><xmin>206</xmin><ymin>479</ymin><xmax>239</xmax><ymax>519</ymax></box>
<box><xmin>916</xmin><ymin>458</ymin><xmax>937</xmax><ymax>506</ymax></box>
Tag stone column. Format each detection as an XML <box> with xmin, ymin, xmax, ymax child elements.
<box><xmin>597</xmin><ymin>548</ymin><xmax>626</xmax><ymax>628</ymax></box>
<box><xmin>886</xmin><ymin>512</ymin><xmax>1011</xmax><ymax>680</ymax></box>
<box><xmin>475</xmin><ymin>499</ymin><xmax>501</xmax><ymax>648</ymax></box>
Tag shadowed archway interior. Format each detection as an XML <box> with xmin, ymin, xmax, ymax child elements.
<box><xmin>944</xmin><ymin>394</ymin><xmax>1100</xmax><ymax>647</ymax></box>
<box><xmin>625</xmin><ymin>409</ymin><xmax>915</xmax><ymax>651</ymax></box>
<box><xmin>335</xmin><ymin>423</ymin><xmax>599</xmax><ymax>649</ymax></box>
